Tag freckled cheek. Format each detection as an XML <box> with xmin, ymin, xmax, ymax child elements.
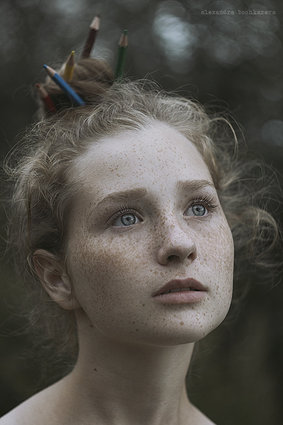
<box><xmin>68</xmin><ymin>235</ymin><xmax>146</xmax><ymax>303</ymax></box>
<box><xmin>199</xmin><ymin>224</ymin><xmax>234</xmax><ymax>284</ymax></box>
<box><xmin>212</xmin><ymin>232</ymin><xmax>234</xmax><ymax>270</ymax></box>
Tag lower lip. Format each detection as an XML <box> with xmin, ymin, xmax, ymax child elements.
<box><xmin>153</xmin><ymin>291</ymin><xmax>207</xmax><ymax>304</ymax></box>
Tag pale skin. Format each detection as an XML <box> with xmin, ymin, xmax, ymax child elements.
<box><xmin>1</xmin><ymin>121</ymin><xmax>234</xmax><ymax>425</ymax></box>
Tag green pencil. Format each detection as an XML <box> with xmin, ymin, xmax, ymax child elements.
<box><xmin>115</xmin><ymin>29</ymin><xmax>128</xmax><ymax>79</ymax></box>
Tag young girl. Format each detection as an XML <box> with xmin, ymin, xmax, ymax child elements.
<box><xmin>1</xmin><ymin>57</ymin><xmax>281</xmax><ymax>425</ymax></box>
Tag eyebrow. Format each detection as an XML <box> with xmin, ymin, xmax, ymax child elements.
<box><xmin>176</xmin><ymin>179</ymin><xmax>215</xmax><ymax>191</ymax></box>
<box><xmin>93</xmin><ymin>179</ymin><xmax>215</xmax><ymax>209</ymax></box>
<box><xmin>94</xmin><ymin>188</ymin><xmax>148</xmax><ymax>209</ymax></box>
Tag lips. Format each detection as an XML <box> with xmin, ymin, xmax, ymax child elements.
<box><xmin>152</xmin><ymin>278</ymin><xmax>207</xmax><ymax>297</ymax></box>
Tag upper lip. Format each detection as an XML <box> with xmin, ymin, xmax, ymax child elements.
<box><xmin>152</xmin><ymin>278</ymin><xmax>207</xmax><ymax>297</ymax></box>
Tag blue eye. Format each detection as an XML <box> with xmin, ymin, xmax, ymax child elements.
<box><xmin>185</xmin><ymin>196</ymin><xmax>218</xmax><ymax>217</ymax></box>
<box><xmin>112</xmin><ymin>211</ymin><xmax>140</xmax><ymax>227</ymax></box>
<box><xmin>186</xmin><ymin>204</ymin><xmax>207</xmax><ymax>217</ymax></box>
<box><xmin>109</xmin><ymin>196</ymin><xmax>217</xmax><ymax>228</ymax></box>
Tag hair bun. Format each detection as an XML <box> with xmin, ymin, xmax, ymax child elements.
<box><xmin>38</xmin><ymin>57</ymin><xmax>115</xmax><ymax>115</ymax></box>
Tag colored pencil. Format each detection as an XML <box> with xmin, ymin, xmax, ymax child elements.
<box><xmin>35</xmin><ymin>83</ymin><xmax>56</xmax><ymax>113</ymax></box>
<box><xmin>63</xmin><ymin>50</ymin><xmax>75</xmax><ymax>82</ymax></box>
<box><xmin>43</xmin><ymin>64</ymin><xmax>85</xmax><ymax>106</ymax></box>
<box><xmin>115</xmin><ymin>29</ymin><xmax>128</xmax><ymax>79</ymax></box>
<box><xmin>81</xmin><ymin>15</ymin><xmax>100</xmax><ymax>58</ymax></box>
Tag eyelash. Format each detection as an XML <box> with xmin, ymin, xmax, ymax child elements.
<box><xmin>188</xmin><ymin>195</ymin><xmax>218</xmax><ymax>214</ymax></box>
<box><xmin>108</xmin><ymin>195</ymin><xmax>218</xmax><ymax>226</ymax></box>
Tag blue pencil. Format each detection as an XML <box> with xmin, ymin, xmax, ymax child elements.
<box><xmin>43</xmin><ymin>64</ymin><xmax>85</xmax><ymax>106</ymax></box>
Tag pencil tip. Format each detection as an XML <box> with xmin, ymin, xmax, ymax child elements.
<box><xmin>90</xmin><ymin>15</ymin><xmax>100</xmax><ymax>30</ymax></box>
<box><xmin>119</xmin><ymin>29</ymin><xmax>128</xmax><ymax>47</ymax></box>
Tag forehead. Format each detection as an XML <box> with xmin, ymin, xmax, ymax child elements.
<box><xmin>71</xmin><ymin>121</ymin><xmax>212</xmax><ymax>196</ymax></box>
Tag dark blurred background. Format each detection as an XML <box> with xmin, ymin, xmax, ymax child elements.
<box><xmin>0</xmin><ymin>0</ymin><xmax>283</xmax><ymax>424</ymax></box>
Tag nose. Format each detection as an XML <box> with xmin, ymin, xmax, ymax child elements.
<box><xmin>156</xmin><ymin>219</ymin><xmax>197</xmax><ymax>266</ymax></box>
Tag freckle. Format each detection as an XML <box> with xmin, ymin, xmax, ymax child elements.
<box><xmin>142</xmin><ymin>304</ymin><xmax>145</xmax><ymax>307</ymax></box>
<box><xmin>89</xmin><ymin>324</ymin><xmax>94</xmax><ymax>328</ymax></box>
<box><xmin>180</xmin><ymin>321</ymin><xmax>184</xmax><ymax>326</ymax></box>
<box><xmin>135</xmin><ymin>329</ymin><xmax>139</xmax><ymax>332</ymax></box>
<box><xmin>93</xmin><ymin>368</ymin><xmax>97</xmax><ymax>372</ymax></box>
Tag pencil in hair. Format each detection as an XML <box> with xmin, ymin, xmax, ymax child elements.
<box><xmin>63</xmin><ymin>50</ymin><xmax>75</xmax><ymax>82</ymax></box>
<box><xmin>81</xmin><ymin>15</ymin><xmax>100</xmax><ymax>58</ymax></box>
<box><xmin>35</xmin><ymin>83</ymin><xmax>57</xmax><ymax>113</ymax></box>
<box><xmin>43</xmin><ymin>64</ymin><xmax>86</xmax><ymax>106</ymax></box>
<box><xmin>115</xmin><ymin>29</ymin><xmax>128</xmax><ymax>79</ymax></box>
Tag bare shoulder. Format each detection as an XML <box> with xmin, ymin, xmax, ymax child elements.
<box><xmin>0</xmin><ymin>390</ymin><xmax>53</xmax><ymax>425</ymax></box>
<box><xmin>189</xmin><ymin>403</ymin><xmax>217</xmax><ymax>425</ymax></box>
<box><xmin>0</xmin><ymin>401</ymin><xmax>32</xmax><ymax>425</ymax></box>
<box><xmin>0</xmin><ymin>378</ymin><xmax>68</xmax><ymax>425</ymax></box>
<box><xmin>0</xmin><ymin>397</ymin><xmax>42</xmax><ymax>425</ymax></box>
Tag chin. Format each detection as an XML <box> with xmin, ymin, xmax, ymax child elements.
<box><xmin>123</xmin><ymin>318</ymin><xmax>226</xmax><ymax>348</ymax></box>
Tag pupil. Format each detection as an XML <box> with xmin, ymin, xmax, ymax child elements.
<box><xmin>121</xmin><ymin>214</ymin><xmax>136</xmax><ymax>226</ymax></box>
<box><xmin>193</xmin><ymin>205</ymin><xmax>205</xmax><ymax>216</ymax></box>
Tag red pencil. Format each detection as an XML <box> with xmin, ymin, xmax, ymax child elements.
<box><xmin>35</xmin><ymin>83</ymin><xmax>56</xmax><ymax>113</ymax></box>
<box><xmin>81</xmin><ymin>15</ymin><xmax>100</xmax><ymax>58</ymax></box>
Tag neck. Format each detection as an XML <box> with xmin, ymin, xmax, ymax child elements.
<box><xmin>57</xmin><ymin>311</ymin><xmax>203</xmax><ymax>425</ymax></box>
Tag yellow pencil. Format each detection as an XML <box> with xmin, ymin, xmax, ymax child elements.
<box><xmin>63</xmin><ymin>50</ymin><xmax>75</xmax><ymax>82</ymax></box>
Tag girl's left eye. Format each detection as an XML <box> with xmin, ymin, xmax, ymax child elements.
<box><xmin>186</xmin><ymin>203</ymin><xmax>208</xmax><ymax>217</ymax></box>
<box><xmin>185</xmin><ymin>197</ymin><xmax>218</xmax><ymax>217</ymax></box>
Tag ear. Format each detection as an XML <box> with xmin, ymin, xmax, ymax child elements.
<box><xmin>32</xmin><ymin>249</ymin><xmax>81</xmax><ymax>311</ymax></box>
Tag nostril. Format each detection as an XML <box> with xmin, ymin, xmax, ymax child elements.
<box><xmin>158</xmin><ymin>241</ymin><xmax>197</xmax><ymax>266</ymax></box>
<box><xmin>168</xmin><ymin>255</ymin><xmax>177</xmax><ymax>261</ymax></box>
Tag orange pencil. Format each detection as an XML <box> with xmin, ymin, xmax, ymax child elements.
<box><xmin>35</xmin><ymin>83</ymin><xmax>56</xmax><ymax>113</ymax></box>
<box><xmin>81</xmin><ymin>15</ymin><xmax>100</xmax><ymax>58</ymax></box>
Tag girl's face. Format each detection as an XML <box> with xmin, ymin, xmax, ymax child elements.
<box><xmin>65</xmin><ymin>121</ymin><xmax>234</xmax><ymax>346</ymax></box>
